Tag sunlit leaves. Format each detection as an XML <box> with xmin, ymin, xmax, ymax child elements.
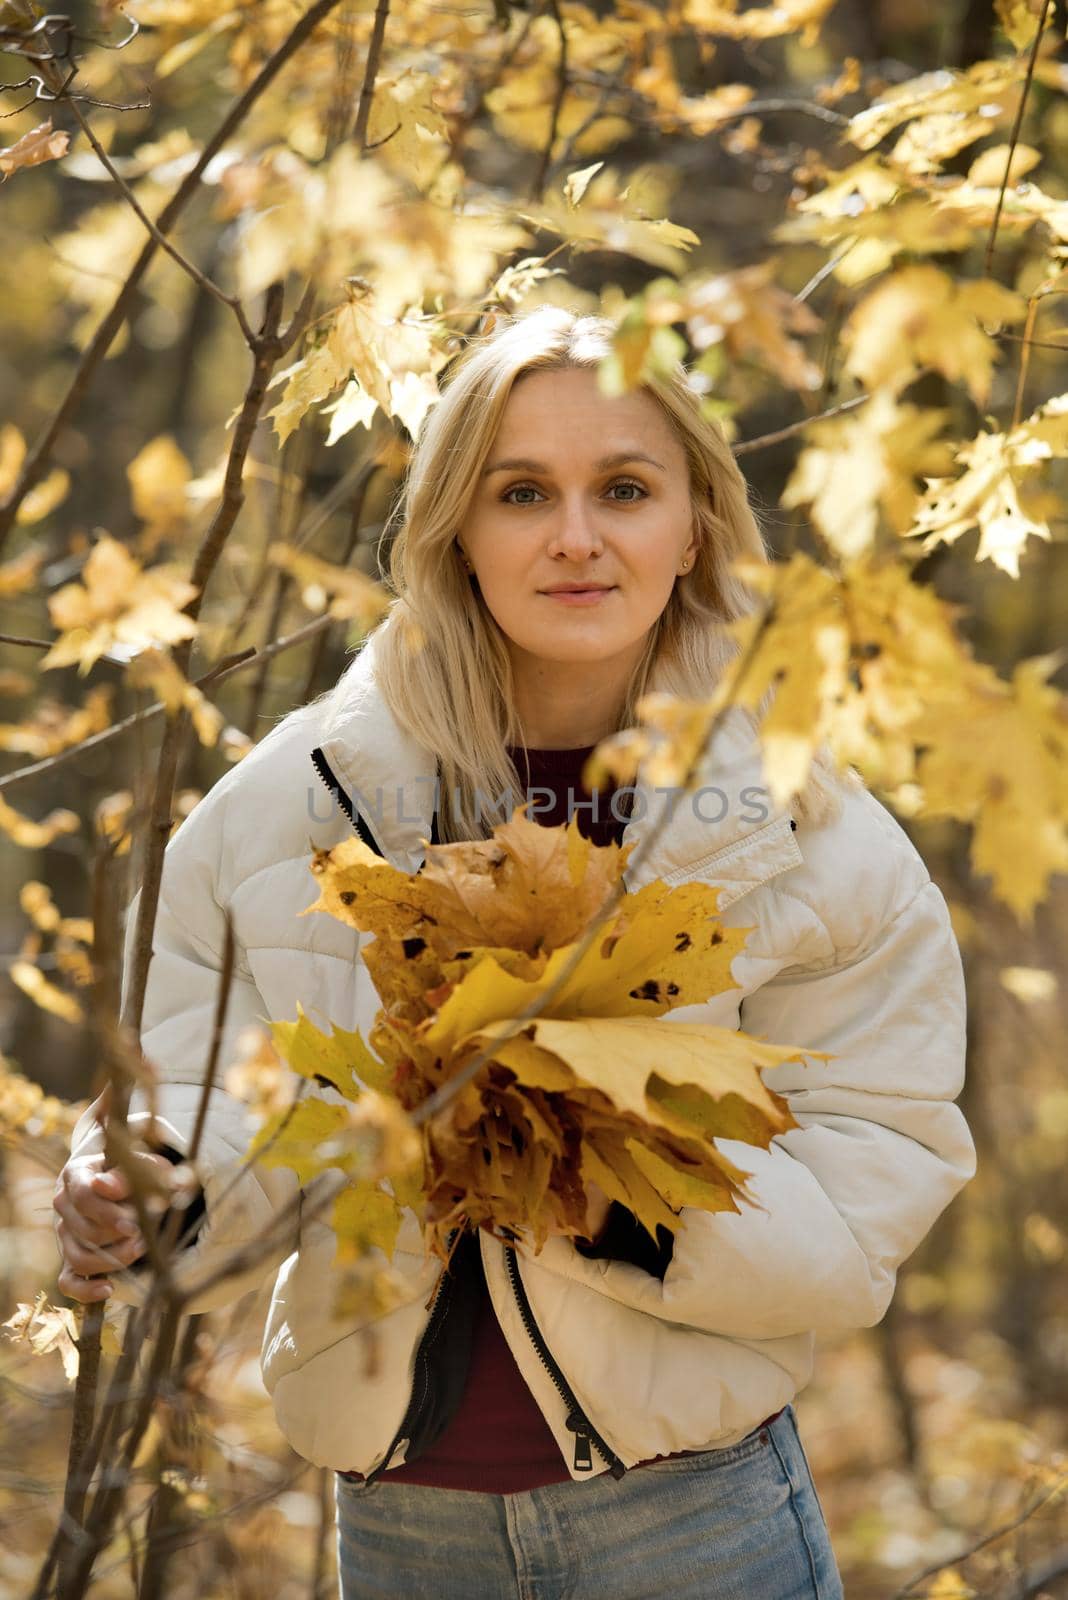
<box><xmin>914</xmin><ymin>654</ymin><xmax>1068</xmax><ymax>921</ymax></box>
<box><xmin>127</xmin><ymin>435</ymin><xmax>193</xmax><ymax>546</ymax></box>
<box><xmin>2</xmin><ymin>1293</ymin><xmax>80</xmax><ymax>1382</ymax></box>
<box><xmin>681</xmin><ymin>0</ymin><xmax>837</xmax><ymax>45</ymax></box>
<box><xmin>906</xmin><ymin>395</ymin><xmax>1068</xmax><ymax>577</ymax></box>
<box><xmin>0</xmin><ymin>119</ymin><xmax>70</xmax><ymax>181</ymax></box>
<box><xmin>842</xmin><ymin>266</ymin><xmax>1026</xmax><ymax>403</ymax></box>
<box><xmin>267</xmin><ymin>544</ymin><xmax>391</xmax><ymax>627</ymax></box>
<box><xmin>126</xmin><ymin>648</ymin><xmax>223</xmax><ymax>746</ymax></box>
<box><xmin>41</xmin><ymin>535</ymin><xmax>198</xmax><ymax>675</ymax></box>
<box><xmin>782</xmin><ymin>391</ymin><xmax>952</xmax><ymax>558</ymax></box>
<box><xmin>265</xmin><ymin>291</ymin><xmax>448</xmax><ymax>446</ymax></box>
<box><xmin>846</xmin><ymin>61</ymin><xmax>1024</xmax><ymax>151</ymax></box>
<box><xmin>0</xmin><ymin>796</ymin><xmax>80</xmax><ymax>849</ymax></box>
<box><xmin>0</xmin><ymin>1052</ymin><xmax>81</xmax><ymax>1144</ymax></box>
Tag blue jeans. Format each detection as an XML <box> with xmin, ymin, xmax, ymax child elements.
<box><xmin>335</xmin><ymin>1404</ymin><xmax>844</xmax><ymax>1599</ymax></box>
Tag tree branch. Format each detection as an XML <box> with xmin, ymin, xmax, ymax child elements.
<box><xmin>65</xmin><ymin>100</ymin><xmax>257</xmax><ymax>348</ymax></box>
<box><xmin>351</xmin><ymin>0</ymin><xmax>391</xmax><ymax>151</ymax></box>
<box><xmin>983</xmin><ymin>0</ymin><xmax>1053</xmax><ymax>273</ymax></box>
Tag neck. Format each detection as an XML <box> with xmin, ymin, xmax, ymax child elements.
<box><xmin>508</xmin><ymin>648</ymin><xmax>641</xmax><ymax>750</ymax></box>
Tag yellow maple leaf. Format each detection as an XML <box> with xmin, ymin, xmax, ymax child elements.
<box><xmin>127</xmin><ymin>435</ymin><xmax>192</xmax><ymax>539</ymax></box>
<box><xmin>995</xmin><ymin>0</ymin><xmax>1054</xmax><ymax>49</ymax></box>
<box><xmin>42</xmin><ymin>535</ymin><xmax>199</xmax><ymax>675</ymax></box>
<box><xmin>2</xmin><ymin>1292</ymin><xmax>79</xmax><ymax>1382</ymax></box>
<box><xmin>842</xmin><ymin>264</ymin><xmax>1026</xmax><ymax>403</ymax></box>
<box><xmin>9</xmin><ymin>961</ymin><xmax>84</xmax><ymax>1026</ymax></box>
<box><xmin>269</xmin><ymin>1004</ymin><xmax>395</xmax><ymax>1098</ymax></box>
<box><xmin>297</xmin><ymin>811</ymin><xmax>821</xmax><ymax>1253</ymax></box>
<box><xmin>683</xmin><ymin>261</ymin><xmax>823</xmax><ymax>391</ymax></box>
<box><xmin>267</xmin><ymin>544</ymin><xmax>392</xmax><ymax>628</ymax></box>
<box><xmin>682</xmin><ymin>0</ymin><xmax>836</xmax><ymax>44</ymax></box>
<box><xmin>906</xmin><ymin>394</ymin><xmax>1068</xmax><ymax>577</ymax></box>
<box><xmin>125</xmin><ymin>647</ymin><xmax>223</xmax><ymax>746</ymax></box>
<box><xmin>846</xmin><ymin>60</ymin><xmax>1024</xmax><ymax>151</ymax></box>
<box><xmin>782</xmin><ymin>391</ymin><xmax>952</xmax><ymax>558</ymax></box>
<box><xmin>0</xmin><ymin>118</ymin><xmax>70</xmax><ymax>181</ymax></box>
<box><xmin>0</xmin><ymin>796</ymin><xmax>80</xmax><ymax>849</ymax></box>
<box><xmin>915</xmin><ymin>654</ymin><xmax>1068</xmax><ymax>922</ymax></box>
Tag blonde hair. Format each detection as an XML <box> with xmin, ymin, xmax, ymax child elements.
<box><xmin>328</xmin><ymin>306</ymin><xmax>850</xmax><ymax>842</ymax></box>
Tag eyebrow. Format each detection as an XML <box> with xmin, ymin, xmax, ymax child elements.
<box><xmin>480</xmin><ymin>450</ymin><xmax>667</xmax><ymax>478</ymax></box>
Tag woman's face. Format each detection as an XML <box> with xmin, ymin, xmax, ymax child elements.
<box><xmin>458</xmin><ymin>367</ymin><xmax>698</xmax><ymax>679</ymax></box>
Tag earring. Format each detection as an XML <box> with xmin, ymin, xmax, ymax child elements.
<box><xmin>680</xmin><ymin>558</ymin><xmax>691</xmax><ymax>572</ymax></box>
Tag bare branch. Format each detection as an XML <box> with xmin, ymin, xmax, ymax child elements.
<box><xmin>983</xmin><ymin>0</ymin><xmax>1054</xmax><ymax>273</ymax></box>
<box><xmin>352</xmin><ymin>0</ymin><xmax>392</xmax><ymax>151</ymax></box>
<box><xmin>65</xmin><ymin>100</ymin><xmax>257</xmax><ymax>348</ymax></box>
<box><xmin>0</xmin><ymin>620</ymin><xmax>333</xmax><ymax>798</ymax></box>
<box><xmin>732</xmin><ymin>394</ymin><xmax>870</xmax><ymax>456</ymax></box>
<box><xmin>532</xmin><ymin>0</ymin><xmax>567</xmax><ymax>201</ymax></box>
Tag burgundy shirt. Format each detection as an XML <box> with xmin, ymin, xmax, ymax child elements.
<box><xmin>375</xmin><ymin>744</ymin><xmax>780</xmax><ymax>1491</ymax></box>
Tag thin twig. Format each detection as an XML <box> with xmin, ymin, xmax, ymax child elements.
<box><xmin>891</xmin><ymin>1471</ymin><xmax>1068</xmax><ymax>1599</ymax></box>
<box><xmin>0</xmin><ymin>622</ymin><xmax>329</xmax><ymax>798</ymax></box>
<box><xmin>65</xmin><ymin>100</ymin><xmax>257</xmax><ymax>348</ymax></box>
<box><xmin>0</xmin><ymin>0</ymin><xmax>349</xmax><ymax>553</ymax></box>
<box><xmin>532</xmin><ymin>0</ymin><xmax>568</xmax><ymax>200</ymax></box>
<box><xmin>351</xmin><ymin>0</ymin><xmax>391</xmax><ymax>151</ymax></box>
<box><xmin>122</xmin><ymin>285</ymin><xmax>287</xmax><ymax>1041</ymax></box>
<box><xmin>0</xmin><ymin>630</ymin><xmax>52</xmax><ymax>649</ymax></box>
<box><xmin>732</xmin><ymin>393</ymin><xmax>869</xmax><ymax>456</ymax></box>
<box><xmin>983</xmin><ymin>0</ymin><xmax>1053</xmax><ymax>274</ymax></box>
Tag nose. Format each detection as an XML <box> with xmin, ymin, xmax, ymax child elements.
<box><xmin>546</xmin><ymin>493</ymin><xmax>604</xmax><ymax>562</ymax></box>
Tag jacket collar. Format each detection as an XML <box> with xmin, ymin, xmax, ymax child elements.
<box><xmin>314</xmin><ymin>628</ymin><xmax>796</xmax><ymax>894</ymax></box>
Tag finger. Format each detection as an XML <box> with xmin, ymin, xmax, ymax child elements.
<box><xmin>54</xmin><ymin>1181</ymin><xmax>141</xmax><ymax>1239</ymax></box>
<box><xmin>57</xmin><ymin>1221</ymin><xmax>146</xmax><ymax>1277</ymax></box>
<box><xmin>53</xmin><ymin>1190</ymin><xmax>139</xmax><ymax>1248</ymax></box>
<box><xmin>57</xmin><ymin>1264</ymin><xmax>112</xmax><ymax>1304</ymax></box>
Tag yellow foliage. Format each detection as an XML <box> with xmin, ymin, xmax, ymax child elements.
<box><xmin>842</xmin><ymin>265</ymin><xmax>1026</xmax><ymax>403</ymax></box>
<box><xmin>42</xmin><ymin>535</ymin><xmax>199</xmax><ymax>675</ymax></box>
<box><xmin>287</xmin><ymin>810</ymin><xmax>819</xmax><ymax>1255</ymax></box>
<box><xmin>0</xmin><ymin>119</ymin><xmax>69</xmax><ymax>180</ymax></box>
<box><xmin>0</xmin><ymin>797</ymin><xmax>80</xmax><ymax>850</ymax></box>
<box><xmin>8</xmin><ymin>960</ymin><xmax>84</xmax><ymax>1026</ymax></box>
<box><xmin>1</xmin><ymin>1293</ymin><xmax>79</xmax><ymax>1383</ymax></box>
<box><xmin>782</xmin><ymin>391</ymin><xmax>953</xmax><ymax>557</ymax></box>
<box><xmin>682</xmin><ymin>0</ymin><xmax>836</xmax><ymax>45</ymax></box>
<box><xmin>907</xmin><ymin>394</ymin><xmax>1068</xmax><ymax>577</ymax></box>
<box><xmin>126</xmin><ymin>647</ymin><xmax>223</xmax><ymax>746</ymax></box>
<box><xmin>265</xmin><ymin>548</ymin><xmax>386</xmax><ymax>630</ymax></box>
<box><xmin>127</xmin><ymin>435</ymin><xmax>193</xmax><ymax>538</ymax></box>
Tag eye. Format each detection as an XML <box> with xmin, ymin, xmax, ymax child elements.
<box><xmin>500</xmin><ymin>482</ymin><xmax>544</xmax><ymax>505</ymax></box>
<box><xmin>607</xmin><ymin>478</ymin><xmax>647</xmax><ymax>503</ymax></box>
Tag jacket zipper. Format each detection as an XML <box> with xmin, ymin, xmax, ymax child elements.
<box><xmin>357</xmin><ymin>1225</ymin><xmax>462</xmax><ymax>1486</ymax></box>
<box><xmin>503</xmin><ymin>1242</ymin><xmax>627</xmax><ymax>1479</ymax></box>
<box><xmin>310</xmin><ymin>744</ymin><xmax>384</xmax><ymax>856</ymax></box>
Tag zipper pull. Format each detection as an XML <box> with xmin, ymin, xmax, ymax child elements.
<box><xmin>566</xmin><ymin>1410</ymin><xmax>593</xmax><ymax>1471</ymax></box>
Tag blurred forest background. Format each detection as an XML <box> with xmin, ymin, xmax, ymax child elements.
<box><xmin>1</xmin><ymin>0</ymin><xmax>1068</xmax><ymax>1595</ymax></box>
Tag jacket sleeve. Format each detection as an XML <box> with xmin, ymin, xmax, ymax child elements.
<box><xmin>517</xmin><ymin>872</ymin><xmax>977</xmax><ymax>1340</ymax></box>
<box><xmin>69</xmin><ymin>819</ymin><xmax>302</xmax><ymax>1314</ymax></box>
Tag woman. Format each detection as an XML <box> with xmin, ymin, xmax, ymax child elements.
<box><xmin>54</xmin><ymin>307</ymin><xmax>976</xmax><ymax>1599</ymax></box>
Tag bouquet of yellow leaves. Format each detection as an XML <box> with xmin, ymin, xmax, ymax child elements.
<box><xmin>247</xmin><ymin>810</ymin><xmax>823</xmax><ymax>1263</ymax></box>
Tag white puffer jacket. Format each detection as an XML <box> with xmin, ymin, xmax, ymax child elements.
<box><xmin>70</xmin><ymin>629</ymin><xmax>976</xmax><ymax>1478</ymax></box>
